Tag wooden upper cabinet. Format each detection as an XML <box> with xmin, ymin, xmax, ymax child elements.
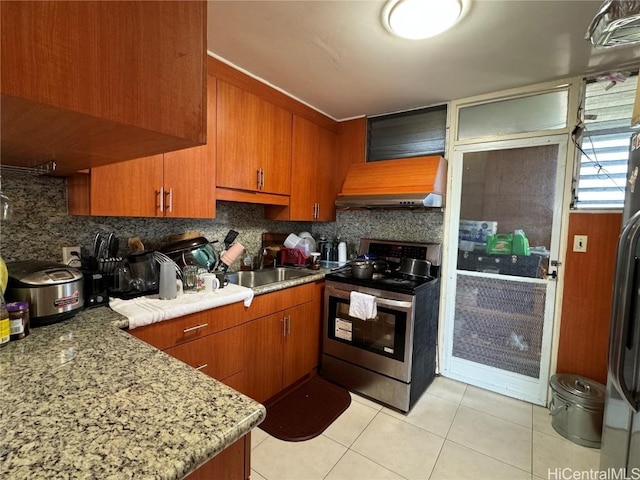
<box><xmin>88</xmin><ymin>155</ymin><xmax>165</xmax><ymax>218</ymax></box>
<box><xmin>68</xmin><ymin>75</ymin><xmax>216</xmax><ymax>219</ymax></box>
<box><xmin>265</xmin><ymin>116</ymin><xmax>338</xmax><ymax>221</ymax></box>
<box><xmin>216</xmin><ymin>81</ymin><xmax>292</xmax><ymax>196</ymax></box>
<box><xmin>1</xmin><ymin>1</ymin><xmax>207</xmax><ymax>175</ymax></box>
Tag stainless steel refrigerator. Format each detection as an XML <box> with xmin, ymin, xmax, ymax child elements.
<box><xmin>600</xmin><ymin>131</ymin><xmax>640</xmax><ymax>474</ymax></box>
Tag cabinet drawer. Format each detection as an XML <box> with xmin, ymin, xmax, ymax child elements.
<box><xmin>247</xmin><ymin>282</ymin><xmax>317</xmax><ymax>318</ymax></box>
<box><xmin>165</xmin><ymin>327</ymin><xmax>244</xmax><ymax>381</ymax></box>
<box><xmin>128</xmin><ymin>302</ymin><xmax>246</xmax><ymax>350</ymax></box>
<box><xmin>128</xmin><ymin>282</ymin><xmax>320</xmax><ymax>351</ymax></box>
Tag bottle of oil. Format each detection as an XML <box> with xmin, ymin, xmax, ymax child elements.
<box><xmin>0</xmin><ymin>291</ymin><xmax>10</xmax><ymax>347</ymax></box>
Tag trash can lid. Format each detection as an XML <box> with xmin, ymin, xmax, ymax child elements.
<box><xmin>550</xmin><ymin>373</ymin><xmax>606</xmax><ymax>406</ymax></box>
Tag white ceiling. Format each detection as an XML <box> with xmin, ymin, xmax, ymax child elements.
<box><xmin>207</xmin><ymin>0</ymin><xmax>640</xmax><ymax>121</ymax></box>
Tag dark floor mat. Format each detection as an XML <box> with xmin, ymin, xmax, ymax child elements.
<box><xmin>260</xmin><ymin>376</ymin><xmax>351</xmax><ymax>442</ymax></box>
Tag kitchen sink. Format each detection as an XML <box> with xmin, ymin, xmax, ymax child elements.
<box><xmin>226</xmin><ymin>267</ymin><xmax>315</xmax><ymax>288</ymax></box>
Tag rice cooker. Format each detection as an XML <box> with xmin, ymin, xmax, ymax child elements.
<box><xmin>6</xmin><ymin>260</ymin><xmax>84</xmax><ymax>326</ymax></box>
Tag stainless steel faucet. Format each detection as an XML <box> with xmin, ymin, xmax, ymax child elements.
<box><xmin>256</xmin><ymin>247</ymin><xmax>278</xmax><ymax>269</ymax></box>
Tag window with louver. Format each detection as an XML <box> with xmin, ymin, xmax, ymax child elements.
<box><xmin>575</xmin><ymin>74</ymin><xmax>638</xmax><ymax>209</ymax></box>
<box><xmin>366</xmin><ymin>105</ymin><xmax>447</xmax><ymax>162</ymax></box>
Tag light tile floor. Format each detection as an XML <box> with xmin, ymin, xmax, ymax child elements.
<box><xmin>250</xmin><ymin>376</ymin><xmax>601</xmax><ymax>480</ymax></box>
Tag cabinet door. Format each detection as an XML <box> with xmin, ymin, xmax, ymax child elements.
<box><xmin>273</xmin><ymin>116</ymin><xmax>337</xmax><ymax>221</ymax></box>
<box><xmin>314</xmin><ymin>122</ymin><xmax>338</xmax><ymax>221</ymax></box>
<box><xmin>1</xmin><ymin>1</ymin><xmax>206</xmax><ymax>174</ymax></box>
<box><xmin>240</xmin><ymin>313</ymin><xmax>284</xmax><ymax>403</ymax></box>
<box><xmin>163</xmin><ymin>75</ymin><xmax>216</xmax><ymax>218</ymax></box>
<box><xmin>164</xmin><ymin>327</ymin><xmax>244</xmax><ymax>381</ymax></box>
<box><xmin>217</xmin><ymin>81</ymin><xmax>291</xmax><ymax>195</ymax></box>
<box><xmin>163</xmin><ymin>145</ymin><xmax>213</xmax><ymax>218</ymax></box>
<box><xmin>89</xmin><ymin>154</ymin><xmax>164</xmax><ymax>217</ymax></box>
<box><xmin>282</xmin><ymin>300</ymin><xmax>321</xmax><ymax>389</ymax></box>
<box><xmin>289</xmin><ymin>116</ymin><xmax>319</xmax><ymax>220</ymax></box>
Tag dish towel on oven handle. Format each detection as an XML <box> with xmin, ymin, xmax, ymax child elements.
<box><xmin>348</xmin><ymin>291</ymin><xmax>377</xmax><ymax>320</ymax></box>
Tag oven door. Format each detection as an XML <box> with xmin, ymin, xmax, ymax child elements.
<box><xmin>323</xmin><ymin>282</ymin><xmax>415</xmax><ymax>382</ymax></box>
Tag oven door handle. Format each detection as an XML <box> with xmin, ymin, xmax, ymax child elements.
<box><xmin>374</xmin><ymin>298</ymin><xmax>413</xmax><ymax>309</ymax></box>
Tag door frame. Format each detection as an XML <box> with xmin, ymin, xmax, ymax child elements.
<box><xmin>442</xmin><ymin>136</ymin><xmax>569</xmax><ymax>404</ymax></box>
<box><xmin>438</xmin><ymin>77</ymin><xmax>582</xmax><ymax>403</ymax></box>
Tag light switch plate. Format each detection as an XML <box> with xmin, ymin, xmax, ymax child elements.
<box><xmin>573</xmin><ymin>235</ymin><xmax>588</xmax><ymax>253</ymax></box>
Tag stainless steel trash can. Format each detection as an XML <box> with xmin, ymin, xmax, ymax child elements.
<box><xmin>549</xmin><ymin>373</ymin><xmax>606</xmax><ymax>448</ymax></box>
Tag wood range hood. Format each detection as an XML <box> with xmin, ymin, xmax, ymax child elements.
<box><xmin>335</xmin><ymin>155</ymin><xmax>448</xmax><ymax>209</ymax></box>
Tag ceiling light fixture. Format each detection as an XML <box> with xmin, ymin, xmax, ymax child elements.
<box><xmin>383</xmin><ymin>0</ymin><xmax>465</xmax><ymax>40</ymax></box>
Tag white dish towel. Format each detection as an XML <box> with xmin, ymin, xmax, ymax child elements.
<box><xmin>109</xmin><ymin>283</ymin><xmax>254</xmax><ymax>330</ymax></box>
<box><xmin>348</xmin><ymin>291</ymin><xmax>377</xmax><ymax>320</ymax></box>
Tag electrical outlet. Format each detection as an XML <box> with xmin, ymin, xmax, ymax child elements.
<box><xmin>573</xmin><ymin>235</ymin><xmax>588</xmax><ymax>253</ymax></box>
<box><xmin>62</xmin><ymin>246</ymin><xmax>81</xmax><ymax>266</ymax></box>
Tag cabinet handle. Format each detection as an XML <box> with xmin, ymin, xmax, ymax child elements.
<box><xmin>281</xmin><ymin>316</ymin><xmax>292</xmax><ymax>336</ymax></box>
<box><xmin>316</xmin><ymin>203</ymin><xmax>320</xmax><ymax>219</ymax></box>
<box><xmin>165</xmin><ymin>187</ymin><xmax>173</xmax><ymax>213</ymax></box>
<box><xmin>256</xmin><ymin>168</ymin><xmax>265</xmax><ymax>189</ymax></box>
<box><xmin>195</xmin><ymin>364</ymin><xmax>208</xmax><ymax>371</ymax></box>
<box><xmin>158</xmin><ymin>186</ymin><xmax>164</xmax><ymax>212</ymax></box>
<box><xmin>183</xmin><ymin>323</ymin><xmax>209</xmax><ymax>333</ymax></box>
<box><xmin>256</xmin><ymin>169</ymin><xmax>261</xmax><ymax>189</ymax></box>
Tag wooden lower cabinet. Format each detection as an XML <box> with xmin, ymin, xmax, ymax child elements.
<box><xmin>282</xmin><ymin>301</ymin><xmax>321</xmax><ymax>389</ymax></box>
<box><xmin>127</xmin><ymin>282</ymin><xmax>323</xmax><ymax>477</ymax></box>
<box><xmin>241</xmin><ymin>312</ymin><xmax>285</xmax><ymax>402</ymax></box>
<box><xmin>164</xmin><ymin>326</ymin><xmax>244</xmax><ymax>381</ymax></box>
<box><xmin>184</xmin><ymin>434</ymin><xmax>250</xmax><ymax>480</ymax></box>
<box><xmin>241</xmin><ymin>299</ymin><xmax>321</xmax><ymax>403</ymax></box>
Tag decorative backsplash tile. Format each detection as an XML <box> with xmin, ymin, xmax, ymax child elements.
<box><xmin>0</xmin><ymin>174</ymin><xmax>444</xmax><ymax>266</ymax></box>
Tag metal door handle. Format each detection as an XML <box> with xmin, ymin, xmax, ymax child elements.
<box><xmin>195</xmin><ymin>364</ymin><xmax>208</xmax><ymax>371</ymax></box>
<box><xmin>374</xmin><ymin>298</ymin><xmax>413</xmax><ymax>309</ymax></box>
<box><xmin>261</xmin><ymin>168</ymin><xmax>265</xmax><ymax>189</ymax></box>
<box><xmin>285</xmin><ymin>315</ymin><xmax>291</xmax><ymax>336</ymax></box>
<box><xmin>609</xmin><ymin>211</ymin><xmax>640</xmax><ymax>412</ymax></box>
<box><xmin>257</xmin><ymin>168</ymin><xmax>261</xmax><ymax>189</ymax></box>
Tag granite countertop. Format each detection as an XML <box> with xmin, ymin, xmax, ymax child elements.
<box><xmin>248</xmin><ymin>267</ymin><xmax>329</xmax><ymax>296</ymax></box>
<box><xmin>0</xmin><ymin>306</ymin><xmax>266</xmax><ymax>480</ymax></box>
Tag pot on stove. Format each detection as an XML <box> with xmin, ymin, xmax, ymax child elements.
<box><xmin>350</xmin><ymin>260</ymin><xmax>374</xmax><ymax>279</ymax></box>
<box><xmin>398</xmin><ymin>257</ymin><xmax>432</xmax><ymax>279</ymax></box>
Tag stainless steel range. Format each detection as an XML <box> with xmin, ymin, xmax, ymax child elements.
<box><xmin>321</xmin><ymin>239</ymin><xmax>441</xmax><ymax>413</ymax></box>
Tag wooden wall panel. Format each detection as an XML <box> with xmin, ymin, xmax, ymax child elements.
<box><xmin>557</xmin><ymin>211</ymin><xmax>622</xmax><ymax>384</ymax></box>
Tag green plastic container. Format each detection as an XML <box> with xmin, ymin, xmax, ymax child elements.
<box><xmin>512</xmin><ymin>230</ymin><xmax>531</xmax><ymax>256</ymax></box>
<box><xmin>486</xmin><ymin>234</ymin><xmax>512</xmax><ymax>255</ymax></box>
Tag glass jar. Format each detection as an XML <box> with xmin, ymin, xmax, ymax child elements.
<box><xmin>7</xmin><ymin>301</ymin><xmax>29</xmax><ymax>340</ymax></box>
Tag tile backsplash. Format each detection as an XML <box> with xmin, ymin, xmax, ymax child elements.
<box><xmin>0</xmin><ymin>174</ymin><xmax>444</xmax><ymax>265</ymax></box>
